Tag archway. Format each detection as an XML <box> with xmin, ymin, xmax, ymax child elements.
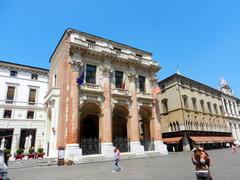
<box><xmin>80</xmin><ymin>102</ymin><xmax>101</xmax><ymax>155</ymax></box>
<box><xmin>112</xmin><ymin>105</ymin><xmax>129</xmax><ymax>152</ymax></box>
<box><xmin>139</xmin><ymin>106</ymin><xmax>153</xmax><ymax>151</ymax></box>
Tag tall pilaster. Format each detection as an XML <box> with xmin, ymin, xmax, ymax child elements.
<box><xmin>234</xmin><ymin>102</ymin><xmax>240</xmax><ymax>116</ymax></box>
<box><xmin>100</xmin><ymin>66</ymin><xmax>113</xmax><ymax>157</ymax></box>
<box><xmin>221</xmin><ymin>98</ymin><xmax>227</xmax><ymax>115</ymax></box>
<box><xmin>128</xmin><ymin>73</ymin><xmax>144</xmax><ymax>154</ymax></box>
<box><xmin>230</xmin><ymin>101</ymin><xmax>236</xmax><ymax>116</ymax></box>
<box><xmin>226</xmin><ymin>100</ymin><xmax>231</xmax><ymax>115</ymax></box>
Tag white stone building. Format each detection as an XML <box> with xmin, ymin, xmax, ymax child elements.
<box><xmin>219</xmin><ymin>78</ymin><xmax>240</xmax><ymax>144</ymax></box>
<box><xmin>0</xmin><ymin>60</ymin><xmax>48</xmax><ymax>156</ymax></box>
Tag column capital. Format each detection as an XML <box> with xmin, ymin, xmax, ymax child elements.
<box><xmin>100</xmin><ymin>67</ymin><xmax>112</xmax><ymax>78</ymax></box>
<box><xmin>69</xmin><ymin>52</ymin><xmax>84</xmax><ymax>72</ymax></box>
<box><xmin>127</xmin><ymin>73</ymin><xmax>137</xmax><ymax>82</ymax></box>
<box><xmin>149</xmin><ymin>77</ymin><xmax>158</xmax><ymax>86</ymax></box>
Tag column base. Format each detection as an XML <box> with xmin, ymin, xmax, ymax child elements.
<box><xmin>65</xmin><ymin>144</ymin><xmax>82</xmax><ymax>164</ymax></box>
<box><xmin>183</xmin><ymin>144</ymin><xmax>191</xmax><ymax>151</ymax></box>
<box><xmin>101</xmin><ymin>142</ymin><xmax>114</xmax><ymax>157</ymax></box>
<box><xmin>154</xmin><ymin>141</ymin><xmax>168</xmax><ymax>155</ymax></box>
<box><xmin>130</xmin><ymin>141</ymin><xmax>144</xmax><ymax>155</ymax></box>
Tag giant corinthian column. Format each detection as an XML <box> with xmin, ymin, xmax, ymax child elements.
<box><xmin>128</xmin><ymin>72</ymin><xmax>144</xmax><ymax>154</ymax></box>
<box><xmin>100</xmin><ymin>66</ymin><xmax>114</xmax><ymax>157</ymax></box>
<box><xmin>150</xmin><ymin>77</ymin><xmax>168</xmax><ymax>155</ymax></box>
<box><xmin>65</xmin><ymin>52</ymin><xmax>83</xmax><ymax>163</ymax></box>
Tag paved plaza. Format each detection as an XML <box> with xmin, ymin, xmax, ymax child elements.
<box><xmin>7</xmin><ymin>148</ymin><xmax>240</xmax><ymax>180</ymax></box>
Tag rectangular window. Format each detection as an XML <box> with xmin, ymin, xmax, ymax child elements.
<box><xmin>113</xmin><ymin>47</ymin><xmax>121</xmax><ymax>51</ymax></box>
<box><xmin>27</xmin><ymin>111</ymin><xmax>34</xmax><ymax>119</ymax></box>
<box><xmin>31</xmin><ymin>74</ymin><xmax>38</xmax><ymax>80</ymax></box>
<box><xmin>10</xmin><ymin>70</ymin><xmax>18</xmax><ymax>77</ymax></box>
<box><xmin>6</xmin><ymin>86</ymin><xmax>15</xmax><ymax>104</ymax></box>
<box><xmin>86</xmin><ymin>64</ymin><xmax>96</xmax><ymax>84</ymax></box>
<box><xmin>3</xmin><ymin>110</ymin><xmax>12</xmax><ymax>118</ymax></box>
<box><xmin>115</xmin><ymin>71</ymin><xmax>123</xmax><ymax>88</ymax></box>
<box><xmin>162</xmin><ymin>99</ymin><xmax>168</xmax><ymax>114</ymax></box>
<box><xmin>28</xmin><ymin>89</ymin><xmax>36</xmax><ymax>105</ymax></box>
<box><xmin>86</xmin><ymin>39</ymin><xmax>96</xmax><ymax>44</ymax></box>
<box><xmin>139</xmin><ymin>76</ymin><xmax>145</xmax><ymax>92</ymax></box>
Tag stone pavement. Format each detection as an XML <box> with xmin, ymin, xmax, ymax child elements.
<box><xmin>7</xmin><ymin>148</ymin><xmax>240</xmax><ymax>180</ymax></box>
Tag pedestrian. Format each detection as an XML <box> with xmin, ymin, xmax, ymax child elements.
<box><xmin>191</xmin><ymin>146</ymin><xmax>212</xmax><ymax>180</ymax></box>
<box><xmin>112</xmin><ymin>147</ymin><xmax>122</xmax><ymax>172</ymax></box>
<box><xmin>231</xmin><ymin>143</ymin><xmax>237</xmax><ymax>154</ymax></box>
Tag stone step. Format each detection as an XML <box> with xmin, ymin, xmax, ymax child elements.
<box><xmin>8</xmin><ymin>158</ymin><xmax>57</xmax><ymax>169</ymax></box>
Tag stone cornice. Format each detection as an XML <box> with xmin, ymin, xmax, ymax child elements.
<box><xmin>0</xmin><ymin>63</ymin><xmax>48</xmax><ymax>76</ymax></box>
<box><xmin>69</xmin><ymin>41</ymin><xmax>160</xmax><ymax>73</ymax></box>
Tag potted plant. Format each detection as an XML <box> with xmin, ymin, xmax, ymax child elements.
<box><xmin>27</xmin><ymin>148</ymin><xmax>35</xmax><ymax>159</ymax></box>
<box><xmin>3</xmin><ymin>149</ymin><xmax>11</xmax><ymax>165</ymax></box>
<box><xmin>36</xmin><ymin>147</ymin><xmax>45</xmax><ymax>159</ymax></box>
<box><xmin>15</xmin><ymin>148</ymin><xmax>24</xmax><ymax>160</ymax></box>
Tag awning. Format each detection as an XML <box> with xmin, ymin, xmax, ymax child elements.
<box><xmin>223</xmin><ymin>136</ymin><xmax>235</xmax><ymax>142</ymax></box>
<box><xmin>162</xmin><ymin>137</ymin><xmax>183</xmax><ymax>144</ymax></box>
<box><xmin>210</xmin><ymin>136</ymin><xmax>226</xmax><ymax>143</ymax></box>
<box><xmin>190</xmin><ymin>136</ymin><xmax>214</xmax><ymax>144</ymax></box>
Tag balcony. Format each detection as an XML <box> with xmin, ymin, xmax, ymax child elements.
<box><xmin>80</xmin><ymin>83</ymin><xmax>103</xmax><ymax>93</ymax></box>
<box><xmin>137</xmin><ymin>92</ymin><xmax>153</xmax><ymax>100</ymax></box>
<box><xmin>112</xmin><ymin>88</ymin><xmax>129</xmax><ymax>97</ymax></box>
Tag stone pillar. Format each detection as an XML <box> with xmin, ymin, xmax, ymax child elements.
<box><xmin>150</xmin><ymin>78</ymin><xmax>168</xmax><ymax>155</ymax></box>
<box><xmin>234</xmin><ymin>102</ymin><xmax>240</xmax><ymax>116</ymax></box>
<box><xmin>231</xmin><ymin>123</ymin><xmax>237</xmax><ymax>140</ymax></box>
<box><xmin>230</xmin><ymin>101</ymin><xmax>236</xmax><ymax>116</ymax></box>
<box><xmin>182</xmin><ymin>132</ymin><xmax>191</xmax><ymax>151</ymax></box>
<box><xmin>235</xmin><ymin>124</ymin><xmax>240</xmax><ymax>142</ymax></box>
<box><xmin>65</xmin><ymin>56</ymin><xmax>83</xmax><ymax>163</ymax></box>
<box><xmin>100</xmin><ymin>66</ymin><xmax>113</xmax><ymax>157</ymax></box>
<box><xmin>128</xmin><ymin>73</ymin><xmax>144</xmax><ymax>154</ymax></box>
<box><xmin>10</xmin><ymin>128</ymin><xmax>20</xmax><ymax>160</ymax></box>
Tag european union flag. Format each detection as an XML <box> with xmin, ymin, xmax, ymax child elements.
<box><xmin>76</xmin><ymin>71</ymin><xmax>84</xmax><ymax>86</ymax></box>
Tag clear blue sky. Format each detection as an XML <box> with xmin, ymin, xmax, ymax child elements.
<box><xmin>1</xmin><ymin>0</ymin><xmax>240</xmax><ymax>97</ymax></box>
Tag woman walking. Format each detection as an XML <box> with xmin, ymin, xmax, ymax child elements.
<box><xmin>112</xmin><ymin>147</ymin><xmax>122</xmax><ymax>172</ymax></box>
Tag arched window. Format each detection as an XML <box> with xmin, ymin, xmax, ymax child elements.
<box><xmin>176</xmin><ymin>121</ymin><xmax>180</xmax><ymax>131</ymax></box>
<box><xmin>173</xmin><ymin>122</ymin><xmax>176</xmax><ymax>131</ymax></box>
<box><xmin>170</xmin><ymin>123</ymin><xmax>173</xmax><ymax>132</ymax></box>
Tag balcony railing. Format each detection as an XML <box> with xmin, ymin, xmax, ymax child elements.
<box><xmin>137</xmin><ymin>92</ymin><xmax>153</xmax><ymax>100</ymax></box>
<box><xmin>73</xmin><ymin>37</ymin><xmax>157</xmax><ymax>66</ymax></box>
<box><xmin>80</xmin><ymin>83</ymin><xmax>103</xmax><ymax>92</ymax></box>
<box><xmin>112</xmin><ymin>88</ymin><xmax>129</xmax><ymax>97</ymax></box>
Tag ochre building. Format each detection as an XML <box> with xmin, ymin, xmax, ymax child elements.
<box><xmin>45</xmin><ymin>28</ymin><xmax>167</xmax><ymax>162</ymax></box>
<box><xmin>158</xmin><ymin>74</ymin><xmax>237</xmax><ymax>152</ymax></box>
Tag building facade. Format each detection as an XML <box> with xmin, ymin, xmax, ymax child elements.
<box><xmin>219</xmin><ymin>78</ymin><xmax>240</xmax><ymax>144</ymax></box>
<box><xmin>45</xmin><ymin>28</ymin><xmax>167</xmax><ymax>162</ymax></box>
<box><xmin>0</xmin><ymin>61</ymin><xmax>48</xmax><ymax>156</ymax></box>
<box><xmin>158</xmin><ymin>74</ymin><xmax>234</xmax><ymax>152</ymax></box>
